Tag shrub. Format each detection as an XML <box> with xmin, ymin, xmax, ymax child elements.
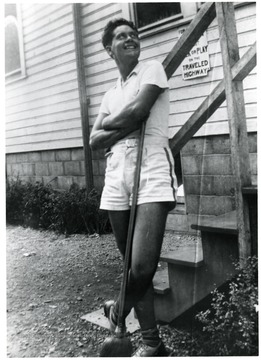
<box><xmin>6</xmin><ymin>177</ymin><xmax>26</xmax><ymax>225</ymax></box>
<box><xmin>6</xmin><ymin>179</ymin><xmax>111</xmax><ymax>235</ymax></box>
<box><xmin>195</xmin><ymin>256</ymin><xmax>258</xmax><ymax>356</ymax></box>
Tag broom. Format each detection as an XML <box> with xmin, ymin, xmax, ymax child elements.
<box><xmin>99</xmin><ymin>121</ymin><xmax>146</xmax><ymax>357</ymax></box>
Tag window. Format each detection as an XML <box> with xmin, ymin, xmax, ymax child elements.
<box><xmin>131</xmin><ymin>2</ymin><xmax>198</xmax><ymax>33</ymax></box>
<box><xmin>134</xmin><ymin>3</ymin><xmax>182</xmax><ymax>29</ymax></box>
<box><xmin>5</xmin><ymin>4</ymin><xmax>26</xmax><ymax>81</ymax></box>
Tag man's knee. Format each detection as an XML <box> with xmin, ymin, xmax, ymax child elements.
<box><xmin>130</xmin><ymin>263</ymin><xmax>156</xmax><ymax>284</ymax></box>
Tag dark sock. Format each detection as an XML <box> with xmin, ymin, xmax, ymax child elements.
<box><xmin>111</xmin><ymin>304</ymin><xmax>118</xmax><ymax>325</ymax></box>
<box><xmin>141</xmin><ymin>327</ymin><xmax>161</xmax><ymax>347</ymax></box>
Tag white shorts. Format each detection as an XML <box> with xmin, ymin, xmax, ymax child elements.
<box><xmin>100</xmin><ymin>137</ymin><xmax>178</xmax><ymax>211</ymax></box>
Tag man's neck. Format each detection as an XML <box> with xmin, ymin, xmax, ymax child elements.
<box><xmin>118</xmin><ymin>59</ymin><xmax>139</xmax><ymax>82</ymax></box>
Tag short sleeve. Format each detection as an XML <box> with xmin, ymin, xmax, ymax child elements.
<box><xmin>98</xmin><ymin>90</ymin><xmax>111</xmax><ymax>115</ymax></box>
<box><xmin>139</xmin><ymin>61</ymin><xmax>169</xmax><ymax>90</ymax></box>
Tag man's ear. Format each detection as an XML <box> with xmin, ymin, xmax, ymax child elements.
<box><xmin>106</xmin><ymin>46</ymin><xmax>114</xmax><ymax>59</ymax></box>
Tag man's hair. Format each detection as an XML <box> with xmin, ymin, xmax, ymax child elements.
<box><xmin>101</xmin><ymin>18</ymin><xmax>138</xmax><ymax>49</ymax></box>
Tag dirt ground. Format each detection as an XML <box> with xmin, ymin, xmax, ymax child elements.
<box><xmin>6</xmin><ymin>224</ymin><xmax>199</xmax><ymax>358</ymax></box>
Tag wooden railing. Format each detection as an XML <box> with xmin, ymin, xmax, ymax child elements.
<box><xmin>161</xmin><ymin>2</ymin><xmax>257</xmax><ymax>263</ymax></box>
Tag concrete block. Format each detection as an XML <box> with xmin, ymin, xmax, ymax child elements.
<box><xmin>93</xmin><ymin>176</ymin><xmax>104</xmax><ymax>191</ymax></box>
<box><xmin>16</xmin><ymin>153</ymin><xmax>29</xmax><ymax>163</ymax></box>
<box><xmin>182</xmin><ymin>154</ymin><xmax>232</xmax><ymax>176</ymax></box>
<box><xmin>181</xmin><ymin>135</ymin><xmax>231</xmax><ymax>155</ymax></box>
<box><xmin>57</xmin><ymin>176</ymin><xmax>73</xmax><ymax>190</ymax></box>
<box><xmin>56</xmin><ymin>149</ymin><xmax>71</xmax><ymax>161</ymax></box>
<box><xmin>186</xmin><ymin>194</ymin><xmax>235</xmax><ymax>216</ymax></box>
<box><xmin>42</xmin><ymin>150</ymin><xmax>55</xmax><ymax>162</ymax></box>
<box><xmin>184</xmin><ymin>175</ymin><xmax>235</xmax><ymax>196</ymax></box>
<box><xmin>166</xmin><ymin>212</ymin><xmax>189</xmax><ymax>233</ymax></box>
<box><xmin>72</xmin><ymin>148</ymin><xmax>84</xmax><ymax>161</ymax></box>
<box><xmin>80</xmin><ymin>161</ymin><xmax>86</xmax><ymax>175</ymax></box>
<box><xmin>250</xmin><ymin>153</ymin><xmax>257</xmax><ymax>175</ymax></box>
<box><xmin>28</xmin><ymin>152</ymin><xmax>41</xmax><ymax>163</ymax></box>
<box><xmin>42</xmin><ymin>176</ymin><xmax>58</xmax><ymax>188</ymax></box>
<box><xmin>91</xmin><ymin>148</ymin><xmax>106</xmax><ymax>160</ymax></box>
<box><xmin>6</xmin><ymin>154</ymin><xmax>17</xmax><ymax>163</ymax></box>
<box><xmin>248</xmin><ymin>132</ymin><xmax>257</xmax><ymax>153</ymax></box>
<box><xmin>99</xmin><ymin>159</ymin><xmax>106</xmax><ymax>175</ymax></box>
<box><xmin>19</xmin><ymin>176</ymin><xmax>32</xmax><ymax>184</ymax></box>
<box><xmin>73</xmin><ymin>176</ymin><xmax>86</xmax><ymax>188</ymax></box>
<box><xmin>33</xmin><ymin>177</ymin><xmax>44</xmax><ymax>184</ymax></box>
<box><xmin>49</xmin><ymin>162</ymin><xmax>64</xmax><ymax>176</ymax></box>
<box><xmin>21</xmin><ymin>163</ymin><xmax>35</xmax><ymax>176</ymax></box>
<box><xmin>64</xmin><ymin>161</ymin><xmax>81</xmax><ymax>176</ymax></box>
<box><xmin>10</xmin><ymin>164</ymin><xmax>23</xmax><ymax>177</ymax></box>
<box><xmin>6</xmin><ymin>164</ymin><xmax>12</xmax><ymax>175</ymax></box>
<box><xmin>92</xmin><ymin>160</ymin><xmax>100</xmax><ymax>176</ymax></box>
<box><xmin>35</xmin><ymin>163</ymin><xmax>49</xmax><ymax>176</ymax></box>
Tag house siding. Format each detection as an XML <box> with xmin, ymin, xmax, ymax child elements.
<box><xmin>5</xmin><ymin>2</ymin><xmax>257</xmax><ymax>229</ymax></box>
<box><xmin>5</xmin><ymin>3</ymin><xmax>83</xmax><ymax>153</ymax></box>
<box><xmin>181</xmin><ymin>132</ymin><xmax>257</xmax><ymax>230</ymax></box>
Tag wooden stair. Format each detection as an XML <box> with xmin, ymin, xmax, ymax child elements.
<box><xmin>153</xmin><ymin>244</ymin><xmax>205</xmax><ymax>322</ymax></box>
<box><xmin>153</xmin><ymin>185</ymin><xmax>257</xmax><ymax>323</ymax></box>
<box><xmin>150</xmin><ymin>1</ymin><xmax>257</xmax><ymax>325</ymax></box>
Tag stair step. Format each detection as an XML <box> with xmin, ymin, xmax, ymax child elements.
<box><xmin>160</xmin><ymin>245</ymin><xmax>204</xmax><ymax>268</ymax></box>
<box><xmin>191</xmin><ymin>211</ymin><xmax>237</xmax><ymax>235</ymax></box>
<box><xmin>153</xmin><ymin>269</ymin><xmax>170</xmax><ymax>295</ymax></box>
<box><xmin>242</xmin><ymin>185</ymin><xmax>257</xmax><ymax>195</ymax></box>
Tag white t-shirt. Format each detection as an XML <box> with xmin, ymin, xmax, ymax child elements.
<box><xmin>99</xmin><ymin>60</ymin><xmax>170</xmax><ymax>140</ymax></box>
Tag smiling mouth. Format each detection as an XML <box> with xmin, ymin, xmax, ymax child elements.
<box><xmin>124</xmin><ymin>44</ymin><xmax>137</xmax><ymax>49</ymax></box>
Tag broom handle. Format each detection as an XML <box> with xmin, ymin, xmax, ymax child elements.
<box><xmin>117</xmin><ymin>120</ymin><xmax>146</xmax><ymax>331</ymax></box>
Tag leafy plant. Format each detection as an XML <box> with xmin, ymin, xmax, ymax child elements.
<box><xmin>6</xmin><ymin>179</ymin><xmax>111</xmax><ymax>235</ymax></box>
<box><xmin>195</xmin><ymin>256</ymin><xmax>258</xmax><ymax>356</ymax></box>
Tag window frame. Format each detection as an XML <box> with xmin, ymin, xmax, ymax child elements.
<box><xmin>121</xmin><ymin>3</ymin><xmax>199</xmax><ymax>38</ymax></box>
<box><xmin>133</xmin><ymin>3</ymin><xmax>183</xmax><ymax>32</ymax></box>
<box><xmin>5</xmin><ymin>4</ymin><xmax>26</xmax><ymax>83</ymax></box>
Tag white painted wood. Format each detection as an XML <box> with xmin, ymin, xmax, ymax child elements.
<box><xmin>5</xmin><ymin>2</ymin><xmax>256</xmax><ymax>154</ymax></box>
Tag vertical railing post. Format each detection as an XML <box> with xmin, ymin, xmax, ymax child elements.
<box><xmin>216</xmin><ymin>2</ymin><xmax>252</xmax><ymax>265</ymax></box>
<box><xmin>72</xmin><ymin>4</ymin><xmax>94</xmax><ymax>193</ymax></box>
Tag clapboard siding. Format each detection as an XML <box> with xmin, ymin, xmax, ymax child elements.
<box><xmin>6</xmin><ymin>109</ymin><xmax>81</xmax><ymax>131</ymax></box>
<box><xmin>6</xmin><ymin>80</ymin><xmax>78</xmax><ymax>109</ymax></box>
<box><xmin>6</xmin><ymin>88</ymin><xmax>80</xmax><ymax>116</ymax></box>
<box><xmin>82</xmin><ymin>2</ymin><xmax>256</xmax><ymax>141</ymax></box>
<box><xmin>22</xmin><ymin>6</ymin><xmax>73</xmax><ymax>42</ymax></box>
<box><xmin>21</xmin><ymin>4</ymin><xmax>66</xmax><ymax>25</ymax></box>
<box><xmin>6</xmin><ymin>64</ymin><xmax>77</xmax><ymax>98</ymax></box>
<box><xmin>5</xmin><ymin>3</ymin><xmax>82</xmax><ymax>154</ymax></box>
<box><xmin>5</xmin><ymin>2</ymin><xmax>256</xmax><ymax>156</ymax></box>
<box><xmin>7</xmin><ymin>138</ymin><xmax>84</xmax><ymax>153</ymax></box>
<box><xmin>80</xmin><ymin>2</ymin><xmax>124</xmax><ymax>126</ymax></box>
<box><xmin>6</xmin><ymin>128</ymin><xmax>83</xmax><ymax>146</ymax></box>
<box><xmin>6</xmin><ymin>98</ymin><xmax>80</xmax><ymax>123</ymax></box>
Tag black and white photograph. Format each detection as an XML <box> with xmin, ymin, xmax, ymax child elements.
<box><xmin>4</xmin><ymin>1</ymin><xmax>258</xmax><ymax>357</ymax></box>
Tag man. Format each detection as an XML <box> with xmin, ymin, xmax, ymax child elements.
<box><xmin>90</xmin><ymin>18</ymin><xmax>177</xmax><ymax>357</ymax></box>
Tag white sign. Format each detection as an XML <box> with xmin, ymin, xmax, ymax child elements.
<box><xmin>179</xmin><ymin>30</ymin><xmax>210</xmax><ymax>80</ymax></box>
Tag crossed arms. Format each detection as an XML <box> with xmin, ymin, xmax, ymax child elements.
<box><xmin>89</xmin><ymin>84</ymin><xmax>163</xmax><ymax>150</ymax></box>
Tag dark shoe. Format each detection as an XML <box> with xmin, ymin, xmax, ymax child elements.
<box><xmin>103</xmin><ymin>300</ymin><xmax>127</xmax><ymax>335</ymax></box>
<box><xmin>132</xmin><ymin>341</ymin><xmax>170</xmax><ymax>357</ymax></box>
<box><xmin>103</xmin><ymin>300</ymin><xmax>117</xmax><ymax>333</ymax></box>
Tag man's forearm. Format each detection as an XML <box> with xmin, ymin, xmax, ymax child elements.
<box><xmin>102</xmin><ymin>105</ymin><xmax>148</xmax><ymax>131</ymax></box>
<box><xmin>89</xmin><ymin>125</ymin><xmax>140</xmax><ymax>150</ymax></box>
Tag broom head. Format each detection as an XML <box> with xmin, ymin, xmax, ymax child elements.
<box><xmin>99</xmin><ymin>328</ymin><xmax>132</xmax><ymax>357</ymax></box>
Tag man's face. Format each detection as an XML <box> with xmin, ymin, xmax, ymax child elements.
<box><xmin>108</xmin><ymin>25</ymin><xmax>140</xmax><ymax>64</ymax></box>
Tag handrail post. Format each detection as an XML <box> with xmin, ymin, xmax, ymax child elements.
<box><xmin>216</xmin><ymin>2</ymin><xmax>252</xmax><ymax>265</ymax></box>
<box><xmin>72</xmin><ymin>4</ymin><xmax>94</xmax><ymax>193</ymax></box>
